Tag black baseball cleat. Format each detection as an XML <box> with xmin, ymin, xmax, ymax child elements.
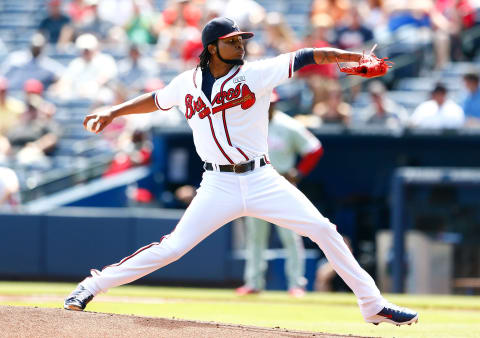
<box><xmin>64</xmin><ymin>285</ymin><xmax>94</xmax><ymax>311</ymax></box>
<box><xmin>366</xmin><ymin>302</ymin><xmax>418</xmax><ymax>326</ymax></box>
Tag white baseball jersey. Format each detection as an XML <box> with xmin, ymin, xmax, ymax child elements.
<box><xmin>268</xmin><ymin>111</ymin><xmax>321</xmax><ymax>174</ymax></box>
<box><xmin>153</xmin><ymin>53</ymin><xmax>296</xmax><ymax>164</ymax></box>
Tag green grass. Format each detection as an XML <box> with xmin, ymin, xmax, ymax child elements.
<box><xmin>1</xmin><ymin>281</ymin><xmax>479</xmax><ymax>338</ymax></box>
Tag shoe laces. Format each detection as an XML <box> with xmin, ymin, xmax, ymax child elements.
<box><xmin>67</xmin><ymin>286</ymin><xmax>92</xmax><ymax>301</ymax></box>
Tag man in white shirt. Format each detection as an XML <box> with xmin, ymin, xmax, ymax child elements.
<box><xmin>54</xmin><ymin>34</ymin><xmax>117</xmax><ymax>100</ymax></box>
<box><xmin>237</xmin><ymin>91</ymin><xmax>323</xmax><ymax>297</ymax></box>
<box><xmin>409</xmin><ymin>83</ymin><xmax>465</xmax><ymax>129</ymax></box>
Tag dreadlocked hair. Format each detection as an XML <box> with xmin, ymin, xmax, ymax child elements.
<box><xmin>198</xmin><ymin>47</ymin><xmax>211</xmax><ymax>71</ymax></box>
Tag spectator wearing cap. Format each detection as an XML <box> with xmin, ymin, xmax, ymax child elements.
<box><xmin>6</xmin><ymin>79</ymin><xmax>60</xmax><ymax>165</ymax></box>
<box><xmin>359</xmin><ymin>80</ymin><xmax>408</xmax><ymax>129</ymax></box>
<box><xmin>0</xmin><ymin>33</ymin><xmax>65</xmax><ymax>91</ymax></box>
<box><xmin>38</xmin><ymin>0</ymin><xmax>74</xmax><ymax>46</ymax></box>
<box><xmin>0</xmin><ymin>77</ymin><xmax>25</xmax><ymax>136</ymax></box>
<box><xmin>54</xmin><ymin>34</ymin><xmax>117</xmax><ymax>100</ymax></box>
<box><xmin>462</xmin><ymin>72</ymin><xmax>480</xmax><ymax>127</ymax></box>
<box><xmin>410</xmin><ymin>83</ymin><xmax>465</xmax><ymax>129</ymax></box>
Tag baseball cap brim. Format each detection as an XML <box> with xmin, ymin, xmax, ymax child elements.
<box><xmin>218</xmin><ymin>31</ymin><xmax>254</xmax><ymax>40</ymax></box>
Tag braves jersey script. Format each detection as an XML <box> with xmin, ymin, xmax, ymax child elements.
<box><xmin>154</xmin><ymin>53</ymin><xmax>295</xmax><ymax>164</ymax></box>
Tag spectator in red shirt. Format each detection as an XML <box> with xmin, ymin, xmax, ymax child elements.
<box><xmin>297</xmin><ymin>14</ymin><xmax>338</xmax><ymax>106</ymax></box>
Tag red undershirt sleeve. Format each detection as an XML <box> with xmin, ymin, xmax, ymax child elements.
<box><xmin>297</xmin><ymin>146</ymin><xmax>324</xmax><ymax>177</ymax></box>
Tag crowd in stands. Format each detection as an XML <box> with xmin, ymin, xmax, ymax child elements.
<box><xmin>1</xmin><ymin>0</ymin><xmax>480</xmax><ymax>207</ymax></box>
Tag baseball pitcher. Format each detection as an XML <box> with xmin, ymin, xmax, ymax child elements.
<box><xmin>65</xmin><ymin>17</ymin><xmax>418</xmax><ymax>326</ymax></box>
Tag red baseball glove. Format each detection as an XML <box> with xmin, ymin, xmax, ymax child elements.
<box><xmin>337</xmin><ymin>45</ymin><xmax>393</xmax><ymax>78</ymax></box>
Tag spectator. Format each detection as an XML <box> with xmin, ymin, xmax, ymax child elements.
<box><xmin>311</xmin><ymin>0</ymin><xmax>351</xmax><ymax>25</ymax></box>
<box><xmin>360</xmin><ymin>0</ymin><xmax>388</xmax><ymax>33</ymax></box>
<box><xmin>125</xmin><ymin>1</ymin><xmax>157</xmax><ymax>45</ymax></box>
<box><xmin>297</xmin><ymin>14</ymin><xmax>338</xmax><ymax>106</ymax></box>
<box><xmin>335</xmin><ymin>7</ymin><xmax>374</xmax><ymax>50</ymax></box>
<box><xmin>67</xmin><ymin>0</ymin><xmax>94</xmax><ymax>24</ymax></box>
<box><xmin>263</xmin><ymin>12</ymin><xmax>297</xmax><ymax>56</ymax></box>
<box><xmin>0</xmin><ymin>167</ymin><xmax>20</xmax><ymax>211</ymax></box>
<box><xmin>359</xmin><ymin>80</ymin><xmax>408</xmax><ymax>129</ymax></box>
<box><xmin>0</xmin><ymin>33</ymin><xmax>65</xmax><ymax>91</ymax></box>
<box><xmin>7</xmin><ymin>79</ymin><xmax>60</xmax><ymax>165</ymax></box>
<box><xmin>54</xmin><ymin>34</ymin><xmax>117</xmax><ymax>100</ymax></box>
<box><xmin>0</xmin><ymin>77</ymin><xmax>25</xmax><ymax>136</ymax></box>
<box><xmin>297</xmin><ymin>84</ymin><xmax>351</xmax><ymax>127</ymax></box>
<box><xmin>103</xmin><ymin>129</ymin><xmax>152</xmax><ymax>177</ymax></box>
<box><xmin>462</xmin><ymin>72</ymin><xmax>480</xmax><ymax>127</ymax></box>
<box><xmin>410</xmin><ymin>83</ymin><xmax>465</xmax><ymax>129</ymax></box>
<box><xmin>382</xmin><ymin>0</ymin><xmax>432</xmax><ymax>60</ymax></box>
<box><xmin>38</xmin><ymin>0</ymin><xmax>73</xmax><ymax>46</ymax></box>
<box><xmin>154</xmin><ymin>0</ymin><xmax>202</xmax><ymax>65</ymax></box>
<box><xmin>222</xmin><ymin>0</ymin><xmax>265</xmax><ymax>32</ymax></box>
<box><xmin>430</xmin><ymin>0</ymin><xmax>476</xmax><ymax>68</ymax></box>
<box><xmin>315</xmin><ymin>86</ymin><xmax>351</xmax><ymax>126</ymax></box>
<box><xmin>75</xmin><ymin>0</ymin><xmax>114</xmax><ymax>43</ymax></box>
<box><xmin>97</xmin><ymin>0</ymin><xmax>151</xmax><ymax>27</ymax></box>
<box><xmin>117</xmin><ymin>44</ymin><xmax>158</xmax><ymax>94</ymax></box>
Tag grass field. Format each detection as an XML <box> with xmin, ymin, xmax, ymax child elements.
<box><xmin>1</xmin><ymin>281</ymin><xmax>479</xmax><ymax>337</ymax></box>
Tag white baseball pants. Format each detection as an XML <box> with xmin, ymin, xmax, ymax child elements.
<box><xmin>81</xmin><ymin>164</ymin><xmax>386</xmax><ymax>319</ymax></box>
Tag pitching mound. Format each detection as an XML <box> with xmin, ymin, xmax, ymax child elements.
<box><xmin>0</xmin><ymin>305</ymin><xmax>364</xmax><ymax>338</ymax></box>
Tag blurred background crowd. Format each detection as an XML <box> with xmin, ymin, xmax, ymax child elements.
<box><xmin>1</xmin><ymin>0</ymin><xmax>480</xmax><ymax>209</ymax></box>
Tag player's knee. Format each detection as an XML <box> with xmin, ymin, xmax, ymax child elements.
<box><xmin>166</xmin><ymin>243</ymin><xmax>190</xmax><ymax>262</ymax></box>
<box><xmin>305</xmin><ymin>220</ymin><xmax>337</xmax><ymax>239</ymax></box>
<box><xmin>155</xmin><ymin>238</ymin><xmax>188</xmax><ymax>263</ymax></box>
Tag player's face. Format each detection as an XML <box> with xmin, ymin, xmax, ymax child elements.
<box><xmin>217</xmin><ymin>35</ymin><xmax>245</xmax><ymax>60</ymax></box>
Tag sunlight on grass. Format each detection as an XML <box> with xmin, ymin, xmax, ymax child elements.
<box><xmin>1</xmin><ymin>281</ymin><xmax>479</xmax><ymax>338</ymax></box>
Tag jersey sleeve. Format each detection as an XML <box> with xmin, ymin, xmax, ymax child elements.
<box><xmin>290</xmin><ymin>119</ymin><xmax>322</xmax><ymax>155</ymax></box>
<box><xmin>246</xmin><ymin>53</ymin><xmax>295</xmax><ymax>95</ymax></box>
<box><xmin>153</xmin><ymin>74</ymin><xmax>183</xmax><ymax>110</ymax></box>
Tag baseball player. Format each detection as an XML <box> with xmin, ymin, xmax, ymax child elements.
<box><xmin>65</xmin><ymin>17</ymin><xmax>418</xmax><ymax>326</ymax></box>
<box><xmin>236</xmin><ymin>91</ymin><xmax>323</xmax><ymax>297</ymax></box>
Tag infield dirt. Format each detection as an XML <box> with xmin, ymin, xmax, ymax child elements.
<box><xmin>0</xmin><ymin>305</ymin><xmax>369</xmax><ymax>338</ymax></box>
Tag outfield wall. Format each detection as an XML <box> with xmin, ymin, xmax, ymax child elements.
<box><xmin>0</xmin><ymin>208</ymin><xmax>235</xmax><ymax>284</ymax></box>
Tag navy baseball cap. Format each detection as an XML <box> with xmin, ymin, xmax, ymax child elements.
<box><xmin>201</xmin><ymin>17</ymin><xmax>254</xmax><ymax>48</ymax></box>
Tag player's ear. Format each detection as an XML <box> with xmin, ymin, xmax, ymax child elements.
<box><xmin>208</xmin><ymin>43</ymin><xmax>216</xmax><ymax>56</ymax></box>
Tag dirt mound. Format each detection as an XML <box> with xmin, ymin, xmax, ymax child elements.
<box><xmin>0</xmin><ymin>305</ymin><xmax>362</xmax><ymax>338</ymax></box>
